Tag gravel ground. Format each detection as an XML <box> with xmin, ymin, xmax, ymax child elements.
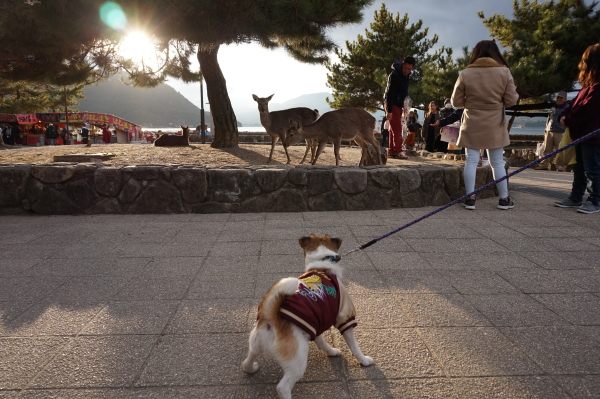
<box><xmin>0</xmin><ymin>142</ymin><xmax>454</xmax><ymax>167</ymax></box>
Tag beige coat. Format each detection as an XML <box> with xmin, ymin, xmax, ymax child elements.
<box><xmin>451</xmin><ymin>57</ymin><xmax>519</xmax><ymax>149</ymax></box>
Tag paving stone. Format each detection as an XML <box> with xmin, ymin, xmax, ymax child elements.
<box><xmin>341</xmin><ymin>328</ymin><xmax>445</xmax><ymax>379</ymax></box>
<box><xmin>30</xmin><ymin>335</ymin><xmax>158</xmax><ymax>388</ymax></box>
<box><xmin>497</xmin><ymin>269</ymin><xmax>587</xmax><ymax>294</ymax></box>
<box><xmin>347</xmin><ymin>378</ymin><xmax>460</xmax><ymax>399</ymax></box>
<box><xmin>199</xmin><ymin>255</ymin><xmax>259</xmax><ymax>276</ymax></box>
<box><xmin>437</xmin><ymin>270</ymin><xmax>521</xmax><ymax>294</ymax></box>
<box><xmin>0</xmin><ymin>337</ymin><xmax>69</xmax><ymax>389</ymax></box>
<box><xmin>418</xmin><ymin>327</ymin><xmax>544</xmax><ymax>376</ymax></box>
<box><xmin>518</xmin><ymin>250</ymin><xmax>592</xmax><ymax>270</ymax></box>
<box><xmin>0</xmin><ymin>276</ymin><xmax>68</xmax><ymax>302</ymax></box>
<box><xmin>113</xmin><ymin>276</ymin><xmax>192</xmax><ymax>300</ymax></box>
<box><xmin>379</xmin><ymin>270</ymin><xmax>459</xmax><ymax>294</ymax></box>
<box><xmin>82</xmin><ymin>301</ymin><xmax>179</xmax><ymax>335</ymax></box>
<box><xmin>451</xmin><ymin>376</ymin><xmax>570</xmax><ymax>399</ymax></box>
<box><xmin>165</xmin><ymin>299</ymin><xmax>251</xmax><ymax>334</ymax></box>
<box><xmin>186</xmin><ymin>274</ymin><xmax>255</xmax><ymax>299</ymax></box>
<box><xmin>141</xmin><ymin>257</ymin><xmax>204</xmax><ymax>276</ymax></box>
<box><xmin>135</xmin><ymin>334</ymin><xmax>243</xmax><ymax>386</ymax></box>
<box><xmin>501</xmin><ymin>326</ymin><xmax>600</xmax><ymax>374</ymax></box>
<box><xmin>17</xmin><ymin>387</ymin><xmax>237</xmax><ymax>399</ymax></box>
<box><xmin>532</xmin><ymin>293</ymin><xmax>600</xmax><ymax>325</ymax></box>
<box><xmin>553</xmin><ymin>375</ymin><xmax>600</xmax><ymax>399</ymax></box>
<box><xmin>238</xmin><ymin>381</ymin><xmax>349</xmax><ymax>399</ymax></box>
<box><xmin>0</xmin><ymin>302</ymin><xmax>105</xmax><ymax>337</ymax></box>
<box><xmin>396</xmin><ymin>293</ymin><xmax>491</xmax><ymax>327</ymax></box>
<box><xmin>464</xmin><ymin>294</ymin><xmax>569</xmax><ymax>326</ymax></box>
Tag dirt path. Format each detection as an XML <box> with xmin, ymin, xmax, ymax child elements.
<box><xmin>0</xmin><ymin>143</ymin><xmax>455</xmax><ymax>167</ymax></box>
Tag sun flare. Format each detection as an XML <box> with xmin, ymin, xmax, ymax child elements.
<box><xmin>118</xmin><ymin>31</ymin><xmax>158</xmax><ymax>66</ymax></box>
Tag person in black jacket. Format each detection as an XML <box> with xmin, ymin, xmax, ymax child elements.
<box><xmin>45</xmin><ymin>124</ymin><xmax>58</xmax><ymax>145</ymax></box>
<box><xmin>384</xmin><ymin>56</ymin><xmax>415</xmax><ymax>159</ymax></box>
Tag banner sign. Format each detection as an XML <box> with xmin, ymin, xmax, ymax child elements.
<box><xmin>83</xmin><ymin>113</ymin><xmax>136</xmax><ymax>132</ymax></box>
<box><xmin>36</xmin><ymin>113</ymin><xmax>61</xmax><ymax>123</ymax></box>
<box><xmin>15</xmin><ymin>114</ymin><xmax>39</xmax><ymax>124</ymax></box>
<box><xmin>0</xmin><ymin>114</ymin><xmax>17</xmax><ymax>123</ymax></box>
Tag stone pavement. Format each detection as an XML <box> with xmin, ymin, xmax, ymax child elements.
<box><xmin>1</xmin><ymin>169</ymin><xmax>599</xmax><ymax>399</ymax></box>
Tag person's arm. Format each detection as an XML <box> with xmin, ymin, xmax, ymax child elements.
<box><xmin>433</xmin><ymin>108</ymin><xmax>464</xmax><ymax>127</ymax></box>
<box><xmin>384</xmin><ymin>73</ymin><xmax>397</xmax><ymax>119</ymax></box>
<box><xmin>563</xmin><ymin>85</ymin><xmax>600</xmax><ymax>128</ymax></box>
<box><xmin>451</xmin><ymin>73</ymin><xmax>465</xmax><ymax>108</ymax></box>
<box><xmin>503</xmin><ymin>69</ymin><xmax>519</xmax><ymax>108</ymax></box>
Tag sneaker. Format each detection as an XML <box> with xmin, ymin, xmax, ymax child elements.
<box><xmin>533</xmin><ymin>163</ymin><xmax>549</xmax><ymax>170</ymax></box>
<box><xmin>388</xmin><ymin>153</ymin><xmax>399</xmax><ymax>158</ymax></box>
<box><xmin>463</xmin><ymin>196</ymin><xmax>476</xmax><ymax>210</ymax></box>
<box><xmin>554</xmin><ymin>198</ymin><xmax>584</xmax><ymax>208</ymax></box>
<box><xmin>398</xmin><ymin>152</ymin><xmax>409</xmax><ymax>159</ymax></box>
<box><xmin>497</xmin><ymin>197</ymin><xmax>515</xmax><ymax>210</ymax></box>
<box><xmin>577</xmin><ymin>201</ymin><xmax>600</xmax><ymax>214</ymax></box>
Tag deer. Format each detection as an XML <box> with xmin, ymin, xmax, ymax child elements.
<box><xmin>282</xmin><ymin>108</ymin><xmax>381</xmax><ymax>166</ymax></box>
<box><xmin>252</xmin><ymin>94</ymin><xmax>319</xmax><ymax>164</ymax></box>
<box><xmin>154</xmin><ymin>125</ymin><xmax>190</xmax><ymax>147</ymax></box>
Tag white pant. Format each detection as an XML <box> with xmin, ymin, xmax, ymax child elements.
<box><xmin>464</xmin><ymin>147</ymin><xmax>508</xmax><ymax>199</ymax></box>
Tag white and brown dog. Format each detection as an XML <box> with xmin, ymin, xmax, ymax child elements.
<box><xmin>242</xmin><ymin>234</ymin><xmax>373</xmax><ymax>399</ymax></box>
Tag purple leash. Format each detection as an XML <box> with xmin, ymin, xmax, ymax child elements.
<box><xmin>341</xmin><ymin>127</ymin><xmax>600</xmax><ymax>258</ymax></box>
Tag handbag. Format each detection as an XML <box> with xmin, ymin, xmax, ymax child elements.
<box><xmin>554</xmin><ymin>128</ymin><xmax>576</xmax><ymax>166</ymax></box>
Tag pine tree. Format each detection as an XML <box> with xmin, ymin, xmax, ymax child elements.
<box><xmin>0</xmin><ymin>79</ymin><xmax>84</xmax><ymax>114</ymax></box>
<box><xmin>0</xmin><ymin>0</ymin><xmax>374</xmax><ymax>148</ymax></box>
<box><xmin>420</xmin><ymin>47</ymin><xmax>470</xmax><ymax>104</ymax></box>
<box><xmin>480</xmin><ymin>0</ymin><xmax>600</xmax><ymax>100</ymax></box>
<box><xmin>326</xmin><ymin>3</ymin><xmax>442</xmax><ymax>111</ymax></box>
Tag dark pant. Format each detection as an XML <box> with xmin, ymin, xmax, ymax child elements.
<box><xmin>569</xmin><ymin>143</ymin><xmax>600</xmax><ymax>205</ymax></box>
<box><xmin>381</xmin><ymin>129</ymin><xmax>389</xmax><ymax>148</ymax></box>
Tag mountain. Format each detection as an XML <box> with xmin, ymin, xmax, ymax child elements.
<box><xmin>75</xmin><ymin>73</ymin><xmax>211</xmax><ymax>128</ymax></box>
<box><xmin>235</xmin><ymin>92</ymin><xmax>334</xmax><ymax>126</ymax></box>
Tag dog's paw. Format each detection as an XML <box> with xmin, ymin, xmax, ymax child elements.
<box><xmin>359</xmin><ymin>356</ymin><xmax>374</xmax><ymax>367</ymax></box>
<box><xmin>327</xmin><ymin>348</ymin><xmax>342</xmax><ymax>357</ymax></box>
<box><xmin>242</xmin><ymin>361</ymin><xmax>260</xmax><ymax>374</ymax></box>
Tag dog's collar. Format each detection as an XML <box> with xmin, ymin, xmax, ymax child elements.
<box><xmin>320</xmin><ymin>255</ymin><xmax>341</xmax><ymax>263</ymax></box>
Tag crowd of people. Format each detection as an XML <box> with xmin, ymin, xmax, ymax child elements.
<box><xmin>382</xmin><ymin>41</ymin><xmax>600</xmax><ymax>214</ymax></box>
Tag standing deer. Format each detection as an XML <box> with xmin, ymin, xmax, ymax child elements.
<box><xmin>283</xmin><ymin>108</ymin><xmax>381</xmax><ymax>166</ymax></box>
<box><xmin>252</xmin><ymin>94</ymin><xmax>319</xmax><ymax>164</ymax></box>
<box><xmin>154</xmin><ymin>125</ymin><xmax>190</xmax><ymax>147</ymax></box>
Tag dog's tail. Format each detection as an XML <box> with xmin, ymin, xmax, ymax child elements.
<box><xmin>257</xmin><ymin>277</ymin><xmax>298</xmax><ymax>323</ymax></box>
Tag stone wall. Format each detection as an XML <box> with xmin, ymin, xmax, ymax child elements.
<box><xmin>0</xmin><ymin>164</ymin><xmax>498</xmax><ymax>215</ymax></box>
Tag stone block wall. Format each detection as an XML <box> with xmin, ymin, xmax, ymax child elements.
<box><xmin>0</xmin><ymin>164</ymin><xmax>498</xmax><ymax>215</ymax></box>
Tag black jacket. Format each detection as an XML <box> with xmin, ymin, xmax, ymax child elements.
<box><xmin>46</xmin><ymin>125</ymin><xmax>58</xmax><ymax>139</ymax></box>
<box><xmin>384</xmin><ymin>62</ymin><xmax>410</xmax><ymax>110</ymax></box>
<box><xmin>438</xmin><ymin>108</ymin><xmax>464</xmax><ymax>127</ymax></box>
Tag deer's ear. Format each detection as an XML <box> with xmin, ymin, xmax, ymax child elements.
<box><xmin>252</xmin><ymin>94</ymin><xmax>259</xmax><ymax>102</ymax></box>
<box><xmin>293</xmin><ymin>120</ymin><xmax>300</xmax><ymax>130</ymax></box>
<box><xmin>288</xmin><ymin>118</ymin><xmax>294</xmax><ymax>127</ymax></box>
<box><xmin>267</xmin><ymin>94</ymin><xmax>274</xmax><ymax>102</ymax></box>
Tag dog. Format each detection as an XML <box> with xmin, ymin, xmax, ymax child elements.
<box><xmin>242</xmin><ymin>234</ymin><xmax>373</xmax><ymax>399</ymax></box>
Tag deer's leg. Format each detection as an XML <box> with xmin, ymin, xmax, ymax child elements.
<box><xmin>333</xmin><ymin>139</ymin><xmax>342</xmax><ymax>166</ymax></box>
<box><xmin>268</xmin><ymin>135</ymin><xmax>277</xmax><ymax>163</ymax></box>
<box><xmin>300</xmin><ymin>141</ymin><xmax>310</xmax><ymax>164</ymax></box>
<box><xmin>283</xmin><ymin>144</ymin><xmax>292</xmax><ymax>164</ymax></box>
<box><xmin>312</xmin><ymin>140</ymin><xmax>327</xmax><ymax>165</ymax></box>
<box><xmin>310</xmin><ymin>139</ymin><xmax>317</xmax><ymax>163</ymax></box>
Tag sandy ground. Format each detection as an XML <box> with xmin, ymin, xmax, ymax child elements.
<box><xmin>0</xmin><ymin>142</ymin><xmax>454</xmax><ymax>167</ymax></box>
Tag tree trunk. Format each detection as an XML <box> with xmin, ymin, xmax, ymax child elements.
<box><xmin>197</xmin><ymin>45</ymin><xmax>238</xmax><ymax>148</ymax></box>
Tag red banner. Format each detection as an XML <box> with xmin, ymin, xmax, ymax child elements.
<box><xmin>15</xmin><ymin>114</ymin><xmax>38</xmax><ymax>124</ymax></box>
<box><xmin>83</xmin><ymin>113</ymin><xmax>136</xmax><ymax>131</ymax></box>
<box><xmin>0</xmin><ymin>114</ymin><xmax>17</xmax><ymax>123</ymax></box>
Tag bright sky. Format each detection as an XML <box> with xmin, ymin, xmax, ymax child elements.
<box><xmin>163</xmin><ymin>1</ymin><xmax>516</xmax><ymax>117</ymax></box>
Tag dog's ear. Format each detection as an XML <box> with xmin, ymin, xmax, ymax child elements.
<box><xmin>331</xmin><ymin>237</ymin><xmax>342</xmax><ymax>250</ymax></box>
<box><xmin>298</xmin><ymin>236</ymin><xmax>312</xmax><ymax>248</ymax></box>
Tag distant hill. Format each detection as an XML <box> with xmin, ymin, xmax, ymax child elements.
<box><xmin>76</xmin><ymin>73</ymin><xmax>211</xmax><ymax>128</ymax></box>
<box><xmin>235</xmin><ymin>92</ymin><xmax>334</xmax><ymax>126</ymax></box>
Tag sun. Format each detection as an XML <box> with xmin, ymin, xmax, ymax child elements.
<box><xmin>118</xmin><ymin>31</ymin><xmax>158</xmax><ymax>66</ymax></box>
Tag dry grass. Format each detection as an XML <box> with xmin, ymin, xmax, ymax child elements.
<box><xmin>0</xmin><ymin>142</ymin><xmax>452</xmax><ymax>167</ymax></box>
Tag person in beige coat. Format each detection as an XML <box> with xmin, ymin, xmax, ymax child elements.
<box><xmin>451</xmin><ymin>40</ymin><xmax>519</xmax><ymax>210</ymax></box>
